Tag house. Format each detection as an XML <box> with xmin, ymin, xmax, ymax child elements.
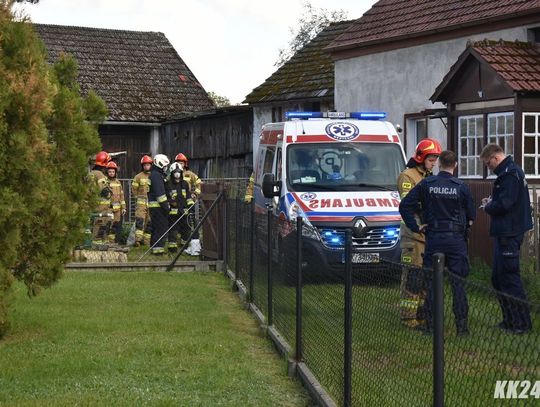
<box><xmin>244</xmin><ymin>20</ymin><xmax>353</xmax><ymax>158</ymax></box>
<box><xmin>431</xmin><ymin>39</ymin><xmax>540</xmax><ymax>262</ymax></box>
<box><xmin>34</xmin><ymin>24</ymin><xmax>214</xmax><ymax>177</ymax></box>
<box><xmin>326</xmin><ymin>0</ymin><xmax>540</xmax><ymax>159</ymax></box>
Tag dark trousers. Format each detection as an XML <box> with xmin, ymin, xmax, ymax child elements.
<box><xmin>423</xmin><ymin>232</ymin><xmax>469</xmax><ymax>325</ymax></box>
<box><xmin>168</xmin><ymin>212</ymin><xmax>190</xmax><ymax>246</ymax></box>
<box><xmin>492</xmin><ymin>235</ymin><xmax>532</xmax><ymax>330</ymax></box>
<box><xmin>150</xmin><ymin>207</ymin><xmax>168</xmax><ymax>254</ymax></box>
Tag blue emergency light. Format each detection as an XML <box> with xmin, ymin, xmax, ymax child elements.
<box><xmin>285</xmin><ymin>111</ymin><xmax>386</xmax><ymax>120</ymax></box>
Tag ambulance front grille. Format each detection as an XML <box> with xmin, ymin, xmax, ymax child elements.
<box><xmin>351</xmin><ymin>227</ymin><xmax>399</xmax><ymax>249</ymax></box>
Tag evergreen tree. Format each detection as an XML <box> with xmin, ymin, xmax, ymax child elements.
<box><xmin>0</xmin><ymin>0</ymin><xmax>106</xmax><ymax>337</ymax></box>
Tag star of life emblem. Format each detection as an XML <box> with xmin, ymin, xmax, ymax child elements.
<box><xmin>325</xmin><ymin>122</ymin><xmax>360</xmax><ymax>141</ymax></box>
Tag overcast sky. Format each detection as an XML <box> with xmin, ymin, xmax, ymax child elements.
<box><xmin>13</xmin><ymin>0</ymin><xmax>376</xmax><ymax>104</ymax></box>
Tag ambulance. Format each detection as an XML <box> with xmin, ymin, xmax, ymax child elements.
<box><xmin>254</xmin><ymin>111</ymin><xmax>406</xmax><ymax>277</ymax></box>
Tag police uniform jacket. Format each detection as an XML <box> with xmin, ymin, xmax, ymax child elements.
<box><xmin>147</xmin><ymin>165</ymin><xmax>170</xmax><ymax>212</ymax></box>
<box><xmin>399</xmin><ymin>171</ymin><xmax>475</xmax><ymax>235</ymax></box>
<box><xmin>484</xmin><ymin>155</ymin><xmax>533</xmax><ymax>237</ymax></box>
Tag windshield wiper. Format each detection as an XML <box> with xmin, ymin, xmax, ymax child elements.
<box><xmin>355</xmin><ymin>183</ymin><xmax>395</xmax><ymax>191</ymax></box>
<box><xmin>291</xmin><ymin>183</ymin><xmax>340</xmax><ymax>191</ymax></box>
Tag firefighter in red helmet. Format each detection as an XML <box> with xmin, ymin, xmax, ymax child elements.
<box><xmin>132</xmin><ymin>155</ymin><xmax>153</xmax><ymax>246</ymax></box>
<box><xmin>397</xmin><ymin>138</ymin><xmax>442</xmax><ymax>329</ymax></box>
<box><xmin>105</xmin><ymin>161</ymin><xmax>126</xmax><ymax>243</ymax></box>
<box><xmin>88</xmin><ymin>151</ymin><xmax>112</xmax><ymax>244</ymax></box>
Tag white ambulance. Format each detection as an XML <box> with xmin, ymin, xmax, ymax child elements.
<box><xmin>254</xmin><ymin>111</ymin><xmax>406</xmax><ymax>277</ymax></box>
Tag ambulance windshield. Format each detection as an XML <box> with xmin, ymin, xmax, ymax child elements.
<box><xmin>286</xmin><ymin>143</ymin><xmax>404</xmax><ymax>192</ymax></box>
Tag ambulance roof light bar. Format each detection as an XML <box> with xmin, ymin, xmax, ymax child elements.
<box><xmin>285</xmin><ymin>111</ymin><xmax>386</xmax><ymax>120</ymax></box>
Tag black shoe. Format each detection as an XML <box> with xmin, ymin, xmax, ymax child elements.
<box><xmin>507</xmin><ymin>327</ymin><xmax>532</xmax><ymax>335</ymax></box>
<box><xmin>456</xmin><ymin>320</ymin><xmax>469</xmax><ymax>336</ymax></box>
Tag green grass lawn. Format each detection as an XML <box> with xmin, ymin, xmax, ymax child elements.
<box><xmin>0</xmin><ymin>272</ymin><xmax>310</xmax><ymax>406</ymax></box>
<box><xmin>126</xmin><ymin>245</ymin><xmax>195</xmax><ymax>262</ymax></box>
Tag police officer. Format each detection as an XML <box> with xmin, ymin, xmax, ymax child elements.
<box><xmin>397</xmin><ymin>138</ymin><xmax>441</xmax><ymax>329</ymax></box>
<box><xmin>399</xmin><ymin>150</ymin><xmax>475</xmax><ymax>335</ymax></box>
<box><xmin>480</xmin><ymin>144</ymin><xmax>533</xmax><ymax>334</ymax></box>
<box><xmin>148</xmin><ymin>154</ymin><xmax>170</xmax><ymax>255</ymax></box>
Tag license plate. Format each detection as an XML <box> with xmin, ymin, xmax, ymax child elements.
<box><xmin>351</xmin><ymin>253</ymin><xmax>380</xmax><ymax>263</ymax></box>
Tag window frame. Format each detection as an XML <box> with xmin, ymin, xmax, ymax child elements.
<box><xmin>522</xmin><ymin>112</ymin><xmax>540</xmax><ymax>179</ymax></box>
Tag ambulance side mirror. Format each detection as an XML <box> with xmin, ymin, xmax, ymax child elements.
<box><xmin>262</xmin><ymin>173</ymin><xmax>281</xmax><ymax>198</ymax></box>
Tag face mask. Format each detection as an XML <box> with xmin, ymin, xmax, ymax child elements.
<box><xmin>173</xmin><ymin>172</ymin><xmax>182</xmax><ymax>180</ymax></box>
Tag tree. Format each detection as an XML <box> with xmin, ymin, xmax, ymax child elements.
<box><xmin>208</xmin><ymin>91</ymin><xmax>231</xmax><ymax>108</ymax></box>
<box><xmin>275</xmin><ymin>1</ymin><xmax>348</xmax><ymax>67</ymax></box>
<box><xmin>0</xmin><ymin>0</ymin><xmax>106</xmax><ymax>337</ymax></box>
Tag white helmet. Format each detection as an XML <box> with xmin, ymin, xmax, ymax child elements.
<box><xmin>153</xmin><ymin>154</ymin><xmax>170</xmax><ymax>170</ymax></box>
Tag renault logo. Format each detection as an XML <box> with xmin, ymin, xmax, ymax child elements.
<box><xmin>353</xmin><ymin>218</ymin><xmax>367</xmax><ymax>237</ymax></box>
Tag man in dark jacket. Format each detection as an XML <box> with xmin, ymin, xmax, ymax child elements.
<box><xmin>400</xmin><ymin>150</ymin><xmax>475</xmax><ymax>335</ymax></box>
<box><xmin>148</xmin><ymin>154</ymin><xmax>170</xmax><ymax>255</ymax></box>
<box><xmin>480</xmin><ymin>144</ymin><xmax>533</xmax><ymax>334</ymax></box>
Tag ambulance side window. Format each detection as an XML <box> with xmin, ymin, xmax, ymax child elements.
<box><xmin>263</xmin><ymin>147</ymin><xmax>275</xmax><ymax>176</ymax></box>
<box><xmin>255</xmin><ymin>148</ymin><xmax>266</xmax><ymax>185</ymax></box>
<box><xmin>275</xmin><ymin>148</ymin><xmax>282</xmax><ymax>180</ymax></box>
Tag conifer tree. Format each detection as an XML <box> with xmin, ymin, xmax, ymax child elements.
<box><xmin>0</xmin><ymin>0</ymin><xmax>106</xmax><ymax>337</ymax></box>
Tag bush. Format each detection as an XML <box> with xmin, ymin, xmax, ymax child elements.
<box><xmin>0</xmin><ymin>1</ymin><xmax>106</xmax><ymax>337</ymax></box>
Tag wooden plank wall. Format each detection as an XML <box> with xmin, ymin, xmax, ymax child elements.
<box><xmin>161</xmin><ymin>109</ymin><xmax>253</xmax><ymax>179</ymax></box>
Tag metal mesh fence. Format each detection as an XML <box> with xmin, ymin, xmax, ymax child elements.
<box><xmin>220</xmin><ymin>191</ymin><xmax>540</xmax><ymax>407</ymax></box>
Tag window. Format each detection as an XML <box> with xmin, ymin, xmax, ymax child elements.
<box><xmin>263</xmin><ymin>147</ymin><xmax>275</xmax><ymax>175</ymax></box>
<box><xmin>523</xmin><ymin>113</ymin><xmax>540</xmax><ymax>177</ymax></box>
<box><xmin>488</xmin><ymin>112</ymin><xmax>513</xmax><ymax>155</ymax></box>
<box><xmin>458</xmin><ymin>115</ymin><xmax>483</xmax><ymax>177</ymax></box>
<box><xmin>272</xmin><ymin>107</ymin><xmax>282</xmax><ymax>122</ymax></box>
<box><xmin>415</xmin><ymin>118</ymin><xmax>427</xmax><ymax>145</ymax></box>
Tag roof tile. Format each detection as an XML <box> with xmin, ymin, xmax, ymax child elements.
<box><xmin>34</xmin><ymin>24</ymin><xmax>214</xmax><ymax>122</ymax></box>
<box><xmin>244</xmin><ymin>20</ymin><xmax>353</xmax><ymax>104</ymax></box>
<box><xmin>327</xmin><ymin>0</ymin><xmax>540</xmax><ymax>52</ymax></box>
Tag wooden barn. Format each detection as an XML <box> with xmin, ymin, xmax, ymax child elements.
<box><xmin>34</xmin><ymin>23</ymin><xmax>215</xmax><ymax>178</ymax></box>
<box><xmin>161</xmin><ymin>105</ymin><xmax>253</xmax><ymax>179</ymax></box>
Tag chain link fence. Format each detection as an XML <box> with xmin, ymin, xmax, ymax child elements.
<box><xmin>217</xmin><ymin>180</ymin><xmax>540</xmax><ymax>407</ymax></box>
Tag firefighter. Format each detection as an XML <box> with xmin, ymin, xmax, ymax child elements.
<box><xmin>148</xmin><ymin>154</ymin><xmax>170</xmax><ymax>255</ymax></box>
<box><xmin>132</xmin><ymin>155</ymin><xmax>153</xmax><ymax>246</ymax></box>
<box><xmin>167</xmin><ymin>162</ymin><xmax>194</xmax><ymax>252</ymax></box>
<box><xmin>399</xmin><ymin>150</ymin><xmax>475</xmax><ymax>335</ymax></box>
<box><xmin>244</xmin><ymin>172</ymin><xmax>255</xmax><ymax>203</ymax></box>
<box><xmin>105</xmin><ymin>161</ymin><xmax>126</xmax><ymax>243</ymax></box>
<box><xmin>396</xmin><ymin>138</ymin><xmax>441</xmax><ymax>329</ymax></box>
<box><xmin>89</xmin><ymin>151</ymin><xmax>112</xmax><ymax>244</ymax></box>
<box><xmin>174</xmin><ymin>153</ymin><xmax>202</xmax><ymax>199</ymax></box>
<box><xmin>175</xmin><ymin>153</ymin><xmax>202</xmax><ymax>239</ymax></box>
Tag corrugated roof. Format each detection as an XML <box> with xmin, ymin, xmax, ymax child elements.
<box><xmin>327</xmin><ymin>0</ymin><xmax>540</xmax><ymax>53</ymax></box>
<box><xmin>244</xmin><ymin>20</ymin><xmax>353</xmax><ymax>104</ymax></box>
<box><xmin>431</xmin><ymin>39</ymin><xmax>540</xmax><ymax>102</ymax></box>
<box><xmin>34</xmin><ymin>24</ymin><xmax>215</xmax><ymax>122</ymax></box>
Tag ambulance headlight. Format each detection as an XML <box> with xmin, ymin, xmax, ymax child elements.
<box><xmin>289</xmin><ymin>202</ymin><xmax>320</xmax><ymax>241</ymax></box>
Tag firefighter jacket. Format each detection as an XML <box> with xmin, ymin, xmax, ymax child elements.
<box><xmin>183</xmin><ymin>169</ymin><xmax>202</xmax><ymax>198</ymax></box>
<box><xmin>109</xmin><ymin>178</ymin><xmax>126</xmax><ymax>213</ymax></box>
<box><xmin>397</xmin><ymin>164</ymin><xmax>429</xmax><ymax>243</ymax></box>
<box><xmin>167</xmin><ymin>178</ymin><xmax>193</xmax><ymax>215</ymax></box>
<box><xmin>148</xmin><ymin>165</ymin><xmax>170</xmax><ymax>212</ymax></box>
<box><xmin>132</xmin><ymin>171</ymin><xmax>150</xmax><ymax>206</ymax></box>
<box><xmin>89</xmin><ymin>168</ymin><xmax>111</xmax><ymax>212</ymax></box>
<box><xmin>244</xmin><ymin>172</ymin><xmax>254</xmax><ymax>203</ymax></box>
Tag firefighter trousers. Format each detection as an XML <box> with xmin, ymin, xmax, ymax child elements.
<box><xmin>150</xmin><ymin>206</ymin><xmax>168</xmax><ymax>254</ymax></box>
<box><xmin>399</xmin><ymin>238</ymin><xmax>426</xmax><ymax>326</ymax></box>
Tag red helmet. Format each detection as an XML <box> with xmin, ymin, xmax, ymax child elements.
<box><xmin>140</xmin><ymin>155</ymin><xmax>153</xmax><ymax>165</ymax></box>
<box><xmin>413</xmin><ymin>138</ymin><xmax>442</xmax><ymax>163</ymax></box>
<box><xmin>175</xmin><ymin>153</ymin><xmax>188</xmax><ymax>163</ymax></box>
<box><xmin>106</xmin><ymin>161</ymin><xmax>118</xmax><ymax>170</ymax></box>
<box><xmin>95</xmin><ymin>151</ymin><xmax>111</xmax><ymax>167</ymax></box>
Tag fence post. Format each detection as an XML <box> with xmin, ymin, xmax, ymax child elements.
<box><xmin>295</xmin><ymin>216</ymin><xmax>303</xmax><ymax>362</ymax></box>
<box><xmin>249</xmin><ymin>199</ymin><xmax>255</xmax><ymax>302</ymax></box>
<box><xmin>267</xmin><ymin>207</ymin><xmax>273</xmax><ymax>326</ymax></box>
<box><xmin>344</xmin><ymin>230</ymin><xmax>353</xmax><ymax>407</ymax></box>
<box><xmin>235</xmin><ymin>196</ymin><xmax>240</xmax><ymax>280</ymax></box>
<box><xmin>533</xmin><ymin>185</ymin><xmax>539</xmax><ymax>274</ymax></box>
<box><xmin>433</xmin><ymin>252</ymin><xmax>445</xmax><ymax>407</ymax></box>
<box><xmin>222</xmin><ymin>187</ymin><xmax>228</xmax><ymax>273</ymax></box>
